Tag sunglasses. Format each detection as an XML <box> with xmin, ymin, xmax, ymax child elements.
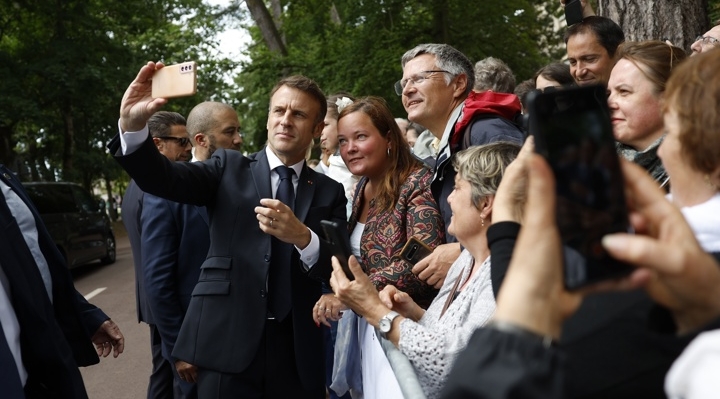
<box><xmin>159</xmin><ymin>136</ymin><xmax>192</xmax><ymax>147</ymax></box>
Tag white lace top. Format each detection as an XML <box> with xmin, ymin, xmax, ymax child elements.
<box><xmin>398</xmin><ymin>250</ymin><xmax>496</xmax><ymax>399</ymax></box>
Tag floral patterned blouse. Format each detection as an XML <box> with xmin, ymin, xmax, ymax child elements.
<box><xmin>349</xmin><ymin>165</ymin><xmax>444</xmax><ymax>308</ymax></box>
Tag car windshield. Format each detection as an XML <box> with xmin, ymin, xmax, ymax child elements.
<box><xmin>24</xmin><ymin>185</ymin><xmax>78</xmax><ymax>214</ymax></box>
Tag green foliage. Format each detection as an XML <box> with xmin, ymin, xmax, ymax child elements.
<box><xmin>0</xmin><ymin>0</ymin><xmax>237</xmax><ymax>195</ymax></box>
<box><xmin>710</xmin><ymin>0</ymin><xmax>720</xmax><ymax>24</ymax></box>
<box><xmin>234</xmin><ymin>0</ymin><xmax>562</xmax><ymax>153</ymax></box>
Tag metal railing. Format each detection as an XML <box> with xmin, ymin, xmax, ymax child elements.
<box><xmin>377</xmin><ymin>330</ymin><xmax>427</xmax><ymax>399</ymax></box>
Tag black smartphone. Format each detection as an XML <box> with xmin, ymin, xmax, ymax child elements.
<box><xmin>399</xmin><ymin>237</ymin><xmax>433</xmax><ymax>266</ymax></box>
<box><xmin>527</xmin><ymin>84</ymin><xmax>634</xmax><ymax>290</ymax></box>
<box><xmin>564</xmin><ymin>0</ymin><xmax>584</xmax><ymax>26</ymax></box>
<box><xmin>320</xmin><ymin>220</ymin><xmax>355</xmax><ymax>281</ymax></box>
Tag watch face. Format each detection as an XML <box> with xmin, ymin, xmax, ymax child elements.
<box><xmin>379</xmin><ymin>317</ymin><xmax>391</xmax><ymax>333</ymax></box>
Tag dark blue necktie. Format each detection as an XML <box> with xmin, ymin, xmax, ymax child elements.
<box><xmin>269</xmin><ymin>166</ymin><xmax>295</xmax><ymax>321</ymax></box>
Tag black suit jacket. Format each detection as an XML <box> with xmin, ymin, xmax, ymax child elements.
<box><xmin>122</xmin><ymin>179</ymin><xmax>155</xmax><ymax>324</ymax></box>
<box><xmin>0</xmin><ymin>165</ymin><xmax>108</xmax><ymax>398</ymax></box>
<box><xmin>111</xmin><ymin>135</ymin><xmax>347</xmax><ymax>390</ymax></box>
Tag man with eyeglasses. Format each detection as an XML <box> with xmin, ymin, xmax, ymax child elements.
<box><xmin>691</xmin><ymin>24</ymin><xmax>720</xmax><ymax>55</ymax></box>
<box><xmin>397</xmin><ymin>44</ymin><xmax>524</xmax><ymax>290</ymax></box>
<box><xmin>121</xmin><ymin>110</ymin><xmax>195</xmax><ymax>399</ymax></box>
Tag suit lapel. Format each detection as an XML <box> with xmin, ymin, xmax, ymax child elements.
<box><xmin>250</xmin><ymin>150</ymin><xmax>273</xmax><ymax>201</ymax></box>
<box><xmin>295</xmin><ymin>164</ymin><xmax>315</xmax><ymax>222</ymax></box>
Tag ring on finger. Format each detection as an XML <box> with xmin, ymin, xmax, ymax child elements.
<box><xmin>270</xmin><ymin>218</ymin><xmax>274</xmax><ymax>227</ymax></box>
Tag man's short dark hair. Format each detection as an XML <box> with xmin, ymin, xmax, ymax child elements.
<box><xmin>269</xmin><ymin>75</ymin><xmax>327</xmax><ymax>125</ymax></box>
<box><xmin>564</xmin><ymin>16</ymin><xmax>625</xmax><ymax>58</ymax></box>
<box><xmin>148</xmin><ymin>111</ymin><xmax>187</xmax><ymax>138</ymax></box>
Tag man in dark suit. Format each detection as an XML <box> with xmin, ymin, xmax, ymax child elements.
<box><xmin>0</xmin><ymin>166</ymin><xmax>124</xmax><ymax>398</ymax></box>
<box><xmin>110</xmin><ymin>62</ymin><xmax>347</xmax><ymax>399</ymax></box>
<box><xmin>142</xmin><ymin>103</ymin><xmax>242</xmax><ymax>397</ymax></box>
<box><xmin>122</xmin><ymin>110</ymin><xmax>192</xmax><ymax>399</ymax></box>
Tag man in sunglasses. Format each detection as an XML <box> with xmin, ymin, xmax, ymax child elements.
<box><xmin>121</xmin><ymin>110</ymin><xmax>195</xmax><ymax>399</ymax></box>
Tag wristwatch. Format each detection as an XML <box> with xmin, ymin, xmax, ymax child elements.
<box><xmin>378</xmin><ymin>311</ymin><xmax>400</xmax><ymax>339</ymax></box>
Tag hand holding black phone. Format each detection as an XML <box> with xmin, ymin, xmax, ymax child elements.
<box><xmin>527</xmin><ymin>85</ymin><xmax>634</xmax><ymax>290</ymax></box>
<box><xmin>320</xmin><ymin>220</ymin><xmax>355</xmax><ymax>281</ymax></box>
<box><xmin>399</xmin><ymin>237</ymin><xmax>434</xmax><ymax>266</ymax></box>
<box><xmin>564</xmin><ymin>0</ymin><xmax>584</xmax><ymax>26</ymax></box>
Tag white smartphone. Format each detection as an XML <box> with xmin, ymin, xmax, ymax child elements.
<box><xmin>151</xmin><ymin>61</ymin><xmax>197</xmax><ymax>99</ymax></box>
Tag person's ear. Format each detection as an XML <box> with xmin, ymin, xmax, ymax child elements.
<box><xmin>453</xmin><ymin>74</ymin><xmax>469</xmax><ymax>98</ymax></box>
<box><xmin>480</xmin><ymin>194</ymin><xmax>495</xmax><ymax>219</ymax></box>
<box><xmin>194</xmin><ymin>133</ymin><xmax>208</xmax><ymax>148</ymax></box>
<box><xmin>152</xmin><ymin>137</ymin><xmax>163</xmax><ymax>150</ymax></box>
<box><xmin>313</xmin><ymin>121</ymin><xmax>324</xmax><ymax>139</ymax></box>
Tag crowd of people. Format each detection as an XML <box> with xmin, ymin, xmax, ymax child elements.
<box><xmin>2</xmin><ymin>0</ymin><xmax>720</xmax><ymax>398</ymax></box>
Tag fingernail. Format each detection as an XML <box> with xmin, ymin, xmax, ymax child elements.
<box><xmin>315</xmin><ymin>321</ymin><xmax>320</xmax><ymax>327</ymax></box>
<box><xmin>601</xmin><ymin>235</ymin><xmax>627</xmax><ymax>252</ymax></box>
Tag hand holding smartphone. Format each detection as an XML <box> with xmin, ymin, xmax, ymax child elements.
<box><xmin>564</xmin><ymin>0</ymin><xmax>584</xmax><ymax>25</ymax></box>
<box><xmin>527</xmin><ymin>85</ymin><xmax>634</xmax><ymax>290</ymax></box>
<box><xmin>399</xmin><ymin>237</ymin><xmax>434</xmax><ymax>266</ymax></box>
<box><xmin>320</xmin><ymin>220</ymin><xmax>355</xmax><ymax>281</ymax></box>
<box><xmin>152</xmin><ymin>61</ymin><xmax>197</xmax><ymax>99</ymax></box>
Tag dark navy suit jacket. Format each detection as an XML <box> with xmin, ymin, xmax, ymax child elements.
<box><xmin>140</xmin><ymin>193</ymin><xmax>209</xmax><ymax>364</ymax></box>
<box><xmin>0</xmin><ymin>165</ymin><xmax>107</xmax><ymax>398</ymax></box>
<box><xmin>122</xmin><ymin>179</ymin><xmax>156</xmax><ymax>325</ymax></box>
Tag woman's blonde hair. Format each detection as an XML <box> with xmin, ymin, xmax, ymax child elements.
<box><xmin>615</xmin><ymin>41</ymin><xmax>687</xmax><ymax>96</ymax></box>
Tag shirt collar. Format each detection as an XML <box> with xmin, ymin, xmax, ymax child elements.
<box><xmin>265</xmin><ymin>146</ymin><xmax>304</xmax><ymax>177</ymax></box>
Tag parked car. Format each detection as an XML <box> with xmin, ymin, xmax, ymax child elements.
<box><xmin>22</xmin><ymin>182</ymin><xmax>116</xmax><ymax>268</ymax></box>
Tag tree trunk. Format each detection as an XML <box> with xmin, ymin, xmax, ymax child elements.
<box><xmin>0</xmin><ymin>125</ymin><xmax>16</xmax><ymax>168</ymax></box>
<box><xmin>598</xmin><ymin>0</ymin><xmax>709</xmax><ymax>50</ymax></box>
<box><xmin>270</xmin><ymin>0</ymin><xmax>283</xmax><ymax>34</ymax></box>
<box><xmin>62</xmin><ymin>105</ymin><xmax>74</xmax><ymax>179</ymax></box>
<box><xmin>431</xmin><ymin>0</ymin><xmax>450</xmax><ymax>43</ymax></box>
<box><xmin>245</xmin><ymin>0</ymin><xmax>288</xmax><ymax>56</ymax></box>
<box><xmin>330</xmin><ymin>3</ymin><xmax>341</xmax><ymax>25</ymax></box>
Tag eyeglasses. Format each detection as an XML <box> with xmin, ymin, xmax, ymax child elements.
<box><xmin>158</xmin><ymin>136</ymin><xmax>193</xmax><ymax>147</ymax></box>
<box><xmin>694</xmin><ymin>35</ymin><xmax>720</xmax><ymax>46</ymax></box>
<box><xmin>394</xmin><ymin>70</ymin><xmax>453</xmax><ymax>96</ymax></box>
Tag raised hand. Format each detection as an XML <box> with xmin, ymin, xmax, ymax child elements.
<box><xmin>119</xmin><ymin>61</ymin><xmax>169</xmax><ymax>132</ymax></box>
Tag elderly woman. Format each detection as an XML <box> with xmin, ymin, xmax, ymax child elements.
<box><xmin>657</xmin><ymin>48</ymin><xmax>720</xmax><ymax>252</ymax></box>
<box><xmin>315</xmin><ymin>96</ymin><xmax>444</xmax><ymax>398</ymax></box>
<box><xmin>330</xmin><ymin>142</ymin><xmax>521</xmax><ymax>399</ymax></box>
<box><xmin>607</xmin><ymin>41</ymin><xmax>686</xmax><ymax>186</ymax></box>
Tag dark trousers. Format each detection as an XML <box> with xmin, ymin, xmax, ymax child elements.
<box><xmin>197</xmin><ymin>317</ymin><xmax>325</xmax><ymax>399</ymax></box>
<box><xmin>148</xmin><ymin>324</ymin><xmax>175</xmax><ymax>399</ymax></box>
